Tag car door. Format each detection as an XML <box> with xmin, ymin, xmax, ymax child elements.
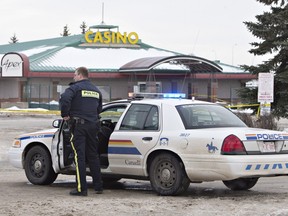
<box><xmin>108</xmin><ymin>103</ymin><xmax>161</xmax><ymax>176</ymax></box>
<box><xmin>51</xmin><ymin>120</ymin><xmax>69</xmax><ymax>173</ymax></box>
<box><xmin>51</xmin><ymin>101</ymin><xmax>129</xmax><ymax>173</ymax></box>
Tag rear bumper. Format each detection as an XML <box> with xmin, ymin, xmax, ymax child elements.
<box><xmin>181</xmin><ymin>154</ymin><xmax>288</xmax><ymax>181</ymax></box>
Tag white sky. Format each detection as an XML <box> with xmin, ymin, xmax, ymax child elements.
<box><xmin>0</xmin><ymin>0</ymin><xmax>271</xmax><ymax>66</ymax></box>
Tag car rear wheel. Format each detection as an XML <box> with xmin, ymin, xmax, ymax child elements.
<box><xmin>24</xmin><ymin>146</ymin><xmax>58</xmax><ymax>185</ymax></box>
<box><xmin>223</xmin><ymin>177</ymin><xmax>259</xmax><ymax>190</ymax></box>
<box><xmin>149</xmin><ymin>153</ymin><xmax>190</xmax><ymax>196</ymax></box>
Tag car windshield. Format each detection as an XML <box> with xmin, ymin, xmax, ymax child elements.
<box><xmin>176</xmin><ymin>104</ymin><xmax>247</xmax><ymax>129</ymax></box>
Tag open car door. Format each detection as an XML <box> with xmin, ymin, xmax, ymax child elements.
<box><xmin>51</xmin><ymin>101</ymin><xmax>130</xmax><ymax>173</ymax></box>
<box><xmin>51</xmin><ymin>120</ymin><xmax>74</xmax><ymax>173</ymax></box>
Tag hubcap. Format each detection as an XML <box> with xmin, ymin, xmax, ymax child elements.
<box><xmin>161</xmin><ymin>168</ymin><xmax>171</xmax><ymax>181</ymax></box>
<box><xmin>30</xmin><ymin>153</ymin><xmax>45</xmax><ymax>177</ymax></box>
<box><xmin>157</xmin><ymin>162</ymin><xmax>176</xmax><ymax>187</ymax></box>
<box><xmin>33</xmin><ymin>160</ymin><xmax>42</xmax><ymax>172</ymax></box>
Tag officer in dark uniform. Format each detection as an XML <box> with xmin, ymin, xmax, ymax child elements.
<box><xmin>60</xmin><ymin>66</ymin><xmax>103</xmax><ymax>196</ymax></box>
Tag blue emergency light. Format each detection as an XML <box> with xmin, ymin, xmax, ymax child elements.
<box><xmin>163</xmin><ymin>93</ymin><xmax>186</xmax><ymax>98</ymax></box>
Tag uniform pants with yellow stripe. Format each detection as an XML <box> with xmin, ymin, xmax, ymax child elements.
<box><xmin>70</xmin><ymin>121</ymin><xmax>102</xmax><ymax>192</ymax></box>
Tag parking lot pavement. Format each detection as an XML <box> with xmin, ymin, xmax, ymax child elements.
<box><xmin>0</xmin><ymin>113</ymin><xmax>58</xmax><ymax>162</ymax></box>
<box><xmin>2</xmin><ymin>114</ymin><xmax>288</xmax><ymax>215</ymax></box>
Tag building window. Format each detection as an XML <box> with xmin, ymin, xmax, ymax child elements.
<box><xmin>137</xmin><ymin>82</ymin><xmax>162</xmax><ymax>93</ymax></box>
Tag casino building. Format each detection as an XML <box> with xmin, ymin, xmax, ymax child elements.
<box><xmin>0</xmin><ymin>23</ymin><xmax>256</xmax><ymax>109</ymax></box>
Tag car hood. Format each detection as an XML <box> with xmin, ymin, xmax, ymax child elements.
<box><xmin>16</xmin><ymin>128</ymin><xmax>58</xmax><ymax>139</ymax></box>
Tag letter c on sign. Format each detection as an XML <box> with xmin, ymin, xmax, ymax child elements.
<box><xmin>85</xmin><ymin>31</ymin><xmax>93</xmax><ymax>43</ymax></box>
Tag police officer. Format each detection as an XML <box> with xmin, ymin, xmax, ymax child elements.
<box><xmin>60</xmin><ymin>66</ymin><xmax>103</xmax><ymax>196</ymax></box>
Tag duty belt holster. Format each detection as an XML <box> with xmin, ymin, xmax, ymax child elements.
<box><xmin>66</xmin><ymin>119</ymin><xmax>75</xmax><ymax>132</ymax></box>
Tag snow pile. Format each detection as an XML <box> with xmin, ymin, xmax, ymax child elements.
<box><xmin>5</xmin><ymin>106</ymin><xmax>49</xmax><ymax>112</ymax></box>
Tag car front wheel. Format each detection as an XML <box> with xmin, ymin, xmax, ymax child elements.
<box><xmin>149</xmin><ymin>153</ymin><xmax>190</xmax><ymax>196</ymax></box>
<box><xmin>223</xmin><ymin>177</ymin><xmax>259</xmax><ymax>190</ymax></box>
<box><xmin>24</xmin><ymin>146</ymin><xmax>58</xmax><ymax>185</ymax></box>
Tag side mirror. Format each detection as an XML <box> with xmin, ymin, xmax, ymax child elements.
<box><xmin>52</xmin><ymin>119</ymin><xmax>62</xmax><ymax>128</ymax></box>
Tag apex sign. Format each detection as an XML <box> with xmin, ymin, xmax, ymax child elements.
<box><xmin>1</xmin><ymin>53</ymin><xmax>24</xmax><ymax>77</ymax></box>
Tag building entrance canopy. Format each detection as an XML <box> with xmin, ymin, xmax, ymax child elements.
<box><xmin>119</xmin><ymin>55</ymin><xmax>223</xmax><ymax>73</ymax></box>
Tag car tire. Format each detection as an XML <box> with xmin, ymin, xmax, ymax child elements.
<box><xmin>24</xmin><ymin>145</ymin><xmax>58</xmax><ymax>185</ymax></box>
<box><xmin>223</xmin><ymin>177</ymin><xmax>259</xmax><ymax>190</ymax></box>
<box><xmin>149</xmin><ymin>153</ymin><xmax>190</xmax><ymax>196</ymax></box>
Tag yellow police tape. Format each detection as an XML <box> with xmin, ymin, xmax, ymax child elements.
<box><xmin>226</xmin><ymin>103</ymin><xmax>263</xmax><ymax>117</ymax></box>
<box><xmin>225</xmin><ymin>104</ymin><xmax>260</xmax><ymax>108</ymax></box>
<box><xmin>0</xmin><ymin>108</ymin><xmax>60</xmax><ymax>115</ymax></box>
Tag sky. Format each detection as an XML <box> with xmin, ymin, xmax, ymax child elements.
<box><xmin>0</xmin><ymin>0</ymin><xmax>271</xmax><ymax>66</ymax></box>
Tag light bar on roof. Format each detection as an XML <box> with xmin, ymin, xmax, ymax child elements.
<box><xmin>163</xmin><ymin>93</ymin><xmax>186</xmax><ymax>98</ymax></box>
<box><xmin>129</xmin><ymin>92</ymin><xmax>186</xmax><ymax>99</ymax></box>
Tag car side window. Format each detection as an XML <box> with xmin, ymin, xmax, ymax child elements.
<box><xmin>120</xmin><ymin>104</ymin><xmax>158</xmax><ymax>130</ymax></box>
<box><xmin>177</xmin><ymin>104</ymin><xmax>246</xmax><ymax>129</ymax></box>
<box><xmin>100</xmin><ymin>105</ymin><xmax>127</xmax><ymax>123</ymax></box>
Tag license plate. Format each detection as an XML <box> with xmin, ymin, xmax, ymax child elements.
<box><xmin>260</xmin><ymin>142</ymin><xmax>276</xmax><ymax>153</ymax></box>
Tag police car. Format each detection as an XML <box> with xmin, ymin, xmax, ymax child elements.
<box><xmin>8</xmin><ymin>96</ymin><xmax>288</xmax><ymax>196</ymax></box>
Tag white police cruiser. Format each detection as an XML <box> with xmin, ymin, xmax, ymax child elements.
<box><xmin>8</xmin><ymin>95</ymin><xmax>288</xmax><ymax>195</ymax></box>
